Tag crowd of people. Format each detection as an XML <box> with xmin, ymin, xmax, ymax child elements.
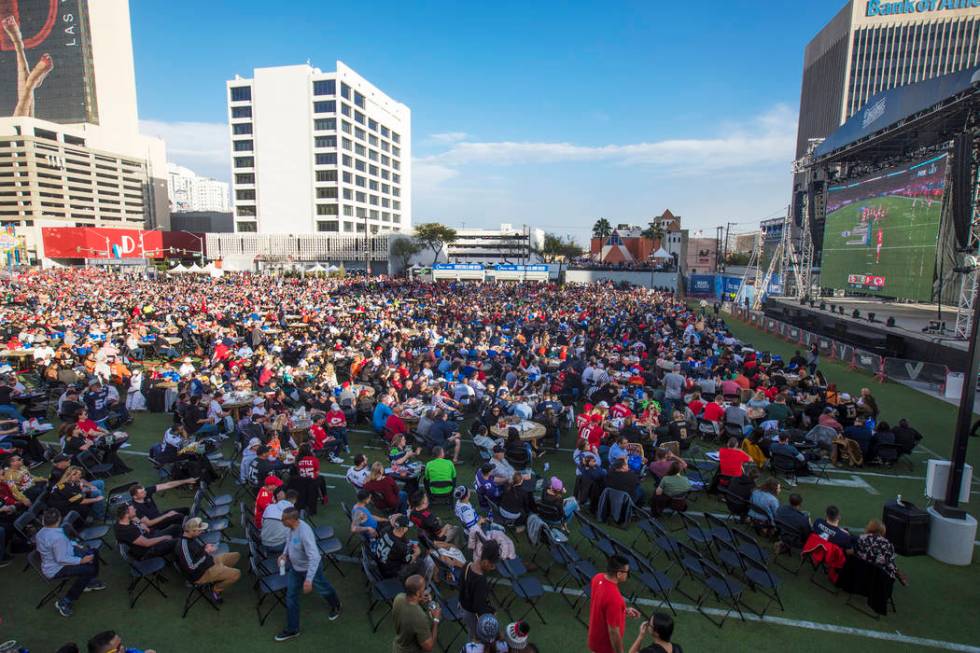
<box><xmin>0</xmin><ymin>268</ymin><xmax>921</xmax><ymax>649</ymax></box>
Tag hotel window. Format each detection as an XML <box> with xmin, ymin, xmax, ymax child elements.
<box><xmin>368</xmin><ymin>150</ymin><xmax>378</xmax><ymax>162</ymax></box>
<box><xmin>343</xmin><ymin>220</ymin><xmax>353</xmax><ymax>230</ymax></box>
<box><xmin>341</xmin><ymin>104</ymin><xmax>351</xmax><ymax>117</ymax></box>
<box><xmin>355</xmin><ymin>144</ymin><xmax>366</xmax><ymax>156</ymax></box>
<box><xmin>369</xmin><ymin>180</ymin><xmax>379</xmax><ymax>191</ymax></box>
<box><xmin>355</xmin><ymin>159</ymin><xmax>366</xmax><ymax>172</ymax></box>
<box><xmin>354</xmin><ymin>91</ymin><xmax>365</xmax><ymax>108</ymax></box>
<box><xmin>381</xmin><ymin>169</ymin><xmax>390</xmax><ymax>180</ymax></box>
<box><xmin>342</xmin><ymin>155</ymin><xmax>353</xmax><ymax>167</ymax></box>
<box><xmin>232</xmin><ymin>123</ymin><xmax>252</xmax><ymax>135</ymax></box>
<box><xmin>235</xmin><ymin>173</ymin><xmax>255</xmax><ymax>184</ymax></box>
<box><xmin>381</xmin><ymin>126</ymin><xmax>390</xmax><ymax>138</ymax></box>
<box><xmin>342</xmin><ymin>138</ymin><xmax>352</xmax><ymax>150</ymax></box>
<box><xmin>354</xmin><ymin>111</ymin><xmax>365</xmax><ymax>125</ymax></box>
<box><xmin>230</xmin><ymin>86</ymin><xmax>251</xmax><ymax>102</ymax></box>
<box><xmin>234</xmin><ymin>157</ymin><xmax>254</xmax><ymax>168</ymax></box>
<box><xmin>233</xmin><ymin>140</ymin><xmax>253</xmax><ymax>152</ymax></box>
<box><xmin>341</xmin><ymin>121</ymin><xmax>352</xmax><ymax>134</ymax></box>
<box><xmin>236</xmin><ymin>189</ymin><xmax>255</xmax><ymax>200</ymax></box>
<box><xmin>393</xmin><ymin>200</ymin><xmax>400</xmax><ymax>210</ymax></box>
<box><xmin>343</xmin><ymin>207</ymin><xmax>353</xmax><ymax>217</ymax></box>
<box><xmin>381</xmin><ymin>141</ymin><xmax>389</xmax><ymax>152</ymax></box>
<box><xmin>316</xmin><ymin>187</ymin><xmax>338</xmax><ymax>199</ymax></box>
<box><xmin>315</xmin><ymin>153</ymin><xmax>337</xmax><ymax>165</ymax></box>
<box><xmin>343</xmin><ymin>172</ymin><xmax>352</xmax><ymax>183</ymax></box>
<box><xmin>313</xmin><ymin>101</ymin><xmax>336</xmax><ymax>114</ymax></box>
<box><xmin>369</xmin><ymin>135</ymin><xmax>378</xmax><ymax>147</ymax></box>
<box><xmin>392</xmin><ymin>146</ymin><xmax>400</xmax><ymax>157</ymax></box>
<box><xmin>381</xmin><ymin>155</ymin><xmax>390</xmax><ymax>166</ymax></box>
<box><xmin>370</xmin><ymin>195</ymin><xmax>379</xmax><ymax>205</ymax></box>
<box><xmin>313</xmin><ymin>79</ymin><xmax>336</xmax><ymax>96</ymax></box>
<box><xmin>381</xmin><ymin>183</ymin><xmax>389</xmax><ymax>194</ymax></box>
<box><xmin>236</xmin><ymin>221</ymin><xmax>257</xmax><ymax>232</ymax></box>
<box><xmin>343</xmin><ymin>189</ymin><xmax>353</xmax><ymax>200</ymax></box>
<box><xmin>355</xmin><ymin>175</ymin><xmax>366</xmax><ymax>187</ymax></box>
<box><xmin>392</xmin><ymin>132</ymin><xmax>400</xmax><ymax>144</ymax></box>
<box><xmin>314</xmin><ymin>136</ymin><xmax>336</xmax><ymax>148</ymax></box>
<box><xmin>393</xmin><ymin>213</ymin><xmax>401</xmax><ymax>223</ymax></box>
<box><xmin>317</xmin><ymin>220</ymin><xmax>339</xmax><ymax>232</ymax></box>
<box><xmin>231</xmin><ymin>106</ymin><xmax>252</xmax><ymax>118</ymax></box>
<box><xmin>316</xmin><ymin>203</ymin><xmax>339</xmax><ymax>215</ymax></box>
<box><xmin>238</xmin><ymin>205</ymin><xmax>256</xmax><ymax>216</ymax></box>
<box><xmin>356</xmin><ymin>191</ymin><xmax>366</xmax><ymax>202</ymax></box>
<box><xmin>369</xmin><ymin>164</ymin><xmax>379</xmax><ymax>176</ymax></box>
<box><xmin>341</xmin><ymin>82</ymin><xmax>351</xmax><ymax>100</ymax></box>
<box><xmin>370</xmin><ymin>209</ymin><xmax>379</xmax><ymax>219</ymax></box>
<box><xmin>316</xmin><ymin>170</ymin><xmax>337</xmax><ymax>182</ymax></box>
<box><xmin>314</xmin><ymin>118</ymin><xmax>336</xmax><ymax>131</ymax></box>
<box><xmin>381</xmin><ymin>198</ymin><xmax>390</xmax><ymax>208</ymax></box>
<box><xmin>355</xmin><ymin>127</ymin><xmax>366</xmax><ymax>140</ymax></box>
<box><xmin>393</xmin><ymin>174</ymin><xmax>400</xmax><ymax>184</ymax></box>
<box><xmin>356</xmin><ymin>207</ymin><xmax>366</xmax><ymax>218</ymax></box>
<box><xmin>369</xmin><ymin>118</ymin><xmax>378</xmax><ymax>132</ymax></box>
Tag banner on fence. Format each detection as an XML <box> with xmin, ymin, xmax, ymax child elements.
<box><xmin>852</xmin><ymin>349</ymin><xmax>883</xmax><ymax>377</ymax></box>
<box><xmin>883</xmin><ymin>358</ymin><xmax>948</xmax><ymax>388</ymax></box>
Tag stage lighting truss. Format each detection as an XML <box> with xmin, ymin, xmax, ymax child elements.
<box><xmin>954</xmin><ymin>163</ymin><xmax>980</xmax><ymax>340</ymax></box>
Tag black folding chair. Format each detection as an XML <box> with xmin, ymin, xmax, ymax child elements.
<box><xmin>245</xmin><ymin>547</ymin><xmax>289</xmax><ymax>626</ymax></box>
<box><xmin>700</xmin><ymin>559</ymin><xmax>748</xmax><ymax>627</ymax></box>
<box><xmin>118</xmin><ymin>543</ymin><xmax>168</xmax><ymax>608</ymax></box>
<box><xmin>773</xmin><ymin>518</ymin><xmax>808</xmax><ymax>574</ymax></box>
<box><xmin>733</xmin><ymin>528</ymin><xmax>770</xmax><ymax>567</ymax></box>
<box><xmin>742</xmin><ymin>553</ymin><xmax>784</xmax><ymax>616</ymax></box>
<box><xmin>704</xmin><ymin>512</ymin><xmax>736</xmax><ymax>546</ymax></box>
<box><xmin>499</xmin><ymin>568</ymin><xmax>547</xmax><ymax>624</ymax></box>
<box><xmin>360</xmin><ymin>548</ymin><xmax>403</xmax><ymax>632</ymax></box>
<box><xmin>678</xmin><ymin>512</ymin><xmax>714</xmax><ymax>557</ymax></box>
<box><xmin>675</xmin><ymin>541</ymin><xmax>708</xmax><ymax>602</ymax></box>
<box><xmin>719</xmin><ymin>488</ymin><xmax>751</xmax><ymax>523</ymax></box>
<box><xmin>77</xmin><ymin>449</ymin><xmax>113</xmax><ymax>480</ymax></box>
<box><xmin>575</xmin><ymin>513</ymin><xmax>616</xmax><ymax>558</ymax></box>
<box><xmin>27</xmin><ymin>550</ymin><xmax>69</xmax><ymax>609</ymax></box>
<box><xmin>430</xmin><ymin>582</ymin><xmax>468</xmax><ymax>653</ymax></box>
<box><xmin>770</xmin><ymin>452</ymin><xmax>800</xmax><ymax>486</ymax></box>
<box><xmin>172</xmin><ymin>560</ymin><xmax>222</xmax><ymax>618</ymax></box>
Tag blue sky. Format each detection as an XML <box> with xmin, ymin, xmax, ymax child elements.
<box><xmin>133</xmin><ymin>0</ymin><xmax>845</xmax><ymax>239</ymax></box>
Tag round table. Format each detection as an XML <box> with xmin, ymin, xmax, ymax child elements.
<box><xmin>491</xmin><ymin>420</ymin><xmax>547</xmax><ymax>442</ymax></box>
<box><xmin>224</xmin><ymin>396</ymin><xmax>256</xmax><ymax>421</ymax></box>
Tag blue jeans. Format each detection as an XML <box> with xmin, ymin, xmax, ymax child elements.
<box><xmin>285</xmin><ymin>562</ymin><xmax>340</xmax><ymax>633</ymax></box>
<box><xmin>0</xmin><ymin>404</ymin><xmax>25</xmax><ymax>424</ymax></box>
<box><xmin>328</xmin><ymin>427</ymin><xmax>348</xmax><ymax>449</ymax></box>
<box><xmin>53</xmin><ymin>547</ymin><xmax>99</xmax><ymax>601</ymax></box>
<box><xmin>195</xmin><ymin>423</ymin><xmax>220</xmax><ymax>438</ymax></box>
<box><xmin>87</xmin><ymin>480</ymin><xmax>106</xmax><ymax>521</ymax></box>
<box><xmin>397</xmin><ymin>490</ymin><xmax>409</xmax><ymax>514</ymax></box>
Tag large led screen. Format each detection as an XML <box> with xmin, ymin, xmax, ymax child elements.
<box><xmin>820</xmin><ymin>153</ymin><xmax>947</xmax><ymax>302</ymax></box>
<box><xmin>0</xmin><ymin>0</ymin><xmax>96</xmax><ymax>123</ymax></box>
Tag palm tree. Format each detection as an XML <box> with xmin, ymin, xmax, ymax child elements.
<box><xmin>592</xmin><ymin>218</ymin><xmax>612</xmax><ymax>243</ymax></box>
<box><xmin>641</xmin><ymin>222</ymin><xmax>665</xmax><ymax>243</ymax></box>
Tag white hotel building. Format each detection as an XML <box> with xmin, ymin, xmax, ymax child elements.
<box><xmin>227</xmin><ymin>61</ymin><xmax>411</xmax><ymax>235</ymax></box>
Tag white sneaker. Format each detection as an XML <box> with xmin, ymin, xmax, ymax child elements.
<box><xmin>329</xmin><ymin>455</ymin><xmax>344</xmax><ymax>464</ymax></box>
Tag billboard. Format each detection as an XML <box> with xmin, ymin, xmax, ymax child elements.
<box><xmin>0</xmin><ymin>0</ymin><xmax>96</xmax><ymax>123</ymax></box>
<box><xmin>41</xmin><ymin>228</ymin><xmax>204</xmax><ymax>260</ymax></box>
<box><xmin>820</xmin><ymin>153</ymin><xmax>947</xmax><ymax>302</ymax></box>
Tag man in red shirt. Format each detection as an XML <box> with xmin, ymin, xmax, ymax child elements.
<box><xmin>384</xmin><ymin>406</ymin><xmax>409</xmax><ymax>442</ymax></box>
<box><xmin>702</xmin><ymin>397</ymin><xmax>725</xmax><ymax>423</ymax></box>
<box><xmin>609</xmin><ymin>401</ymin><xmax>632</xmax><ymax>420</ymax></box>
<box><xmin>254</xmin><ymin>475</ymin><xmax>283</xmax><ymax>528</ymax></box>
<box><xmin>324</xmin><ymin>402</ymin><xmax>350</xmax><ymax>452</ymax></box>
<box><xmin>588</xmin><ymin>555</ymin><xmax>640</xmax><ymax>653</ymax></box>
<box><xmin>310</xmin><ymin>415</ymin><xmax>344</xmax><ymax>463</ymax></box>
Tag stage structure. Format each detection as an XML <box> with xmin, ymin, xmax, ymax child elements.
<box><xmin>771</xmin><ymin>66</ymin><xmax>979</xmax><ymax>339</ymax></box>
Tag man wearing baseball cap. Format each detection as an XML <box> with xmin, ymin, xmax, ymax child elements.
<box><xmin>175</xmin><ymin>516</ymin><xmax>241</xmax><ymax>603</ymax></box>
<box><xmin>255</xmin><ymin>475</ymin><xmax>283</xmax><ymax>529</ymax></box>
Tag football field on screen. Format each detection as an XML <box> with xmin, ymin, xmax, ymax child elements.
<box><xmin>820</xmin><ymin>195</ymin><xmax>941</xmax><ymax>302</ymax></box>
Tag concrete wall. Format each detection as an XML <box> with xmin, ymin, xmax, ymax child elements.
<box><xmin>565</xmin><ymin>269</ymin><xmax>678</xmax><ymax>289</ymax></box>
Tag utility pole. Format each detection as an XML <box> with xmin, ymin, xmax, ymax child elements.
<box><xmin>722</xmin><ymin>221</ymin><xmax>733</xmax><ymax>273</ymax></box>
<box><xmin>715</xmin><ymin>225</ymin><xmax>723</xmax><ymax>274</ymax></box>
<box><xmin>364</xmin><ymin>212</ymin><xmax>369</xmax><ymax>275</ymax></box>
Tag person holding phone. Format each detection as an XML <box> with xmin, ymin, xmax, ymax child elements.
<box><xmin>628</xmin><ymin>612</ymin><xmax>682</xmax><ymax>653</ymax></box>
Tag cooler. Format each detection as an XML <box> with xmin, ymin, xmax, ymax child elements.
<box><xmin>882</xmin><ymin>499</ymin><xmax>930</xmax><ymax>556</ymax></box>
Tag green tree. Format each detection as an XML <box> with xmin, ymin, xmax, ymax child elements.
<box><xmin>539</xmin><ymin>233</ymin><xmax>584</xmax><ymax>262</ymax></box>
<box><xmin>725</xmin><ymin>251</ymin><xmax>752</xmax><ymax>266</ymax></box>
<box><xmin>390</xmin><ymin>237</ymin><xmax>421</xmax><ymax>272</ymax></box>
<box><xmin>641</xmin><ymin>222</ymin><xmax>665</xmax><ymax>242</ymax></box>
<box><xmin>592</xmin><ymin>218</ymin><xmax>612</xmax><ymax>242</ymax></box>
<box><xmin>413</xmin><ymin>222</ymin><xmax>458</xmax><ymax>265</ymax></box>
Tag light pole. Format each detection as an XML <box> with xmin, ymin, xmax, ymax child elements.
<box><xmin>177</xmin><ymin>231</ymin><xmax>205</xmax><ymax>264</ymax></box>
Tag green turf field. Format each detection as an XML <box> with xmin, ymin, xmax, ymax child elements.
<box><xmin>1</xmin><ymin>313</ymin><xmax>979</xmax><ymax>652</ymax></box>
<box><xmin>820</xmin><ymin>194</ymin><xmax>941</xmax><ymax>302</ymax></box>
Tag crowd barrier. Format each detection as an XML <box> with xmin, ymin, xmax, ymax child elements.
<box><xmin>724</xmin><ymin>304</ymin><xmax>950</xmax><ymax>391</ymax></box>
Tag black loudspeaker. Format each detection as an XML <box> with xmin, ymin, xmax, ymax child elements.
<box><xmin>147</xmin><ymin>387</ymin><xmax>167</xmax><ymax>413</ymax></box>
<box><xmin>882</xmin><ymin>500</ymin><xmax>930</xmax><ymax>556</ymax></box>
<box><xmin>951</xmin><ymin>134</ymin><xmax>972</xmax><ymax>249</ymax></box>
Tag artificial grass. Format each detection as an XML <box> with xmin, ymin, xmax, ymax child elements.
<box><xmin>2</xmin><ymin>314</ymin><xmax>979</xmax><ymax>651</ymax></box>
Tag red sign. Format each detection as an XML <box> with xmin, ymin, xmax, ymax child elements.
<box><xmin>41</xmin><ymin>227</ymin><xmax>204</xmax><ymax>260</ymax></box>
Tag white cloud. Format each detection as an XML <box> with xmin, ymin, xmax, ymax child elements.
<box><xmin>417</xmin><ymin>105</ymin><xmax>796</xmax><ymax>178</ymax></box>
<box><xmin>428</xmin><ymin>131</ymin><xmax>469</xmax><ymax>144</ymax></box>
<box><xmin>139</xmin><ymin>120</ymin><xmax>229</xmax><ymax>181</ymax></box>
